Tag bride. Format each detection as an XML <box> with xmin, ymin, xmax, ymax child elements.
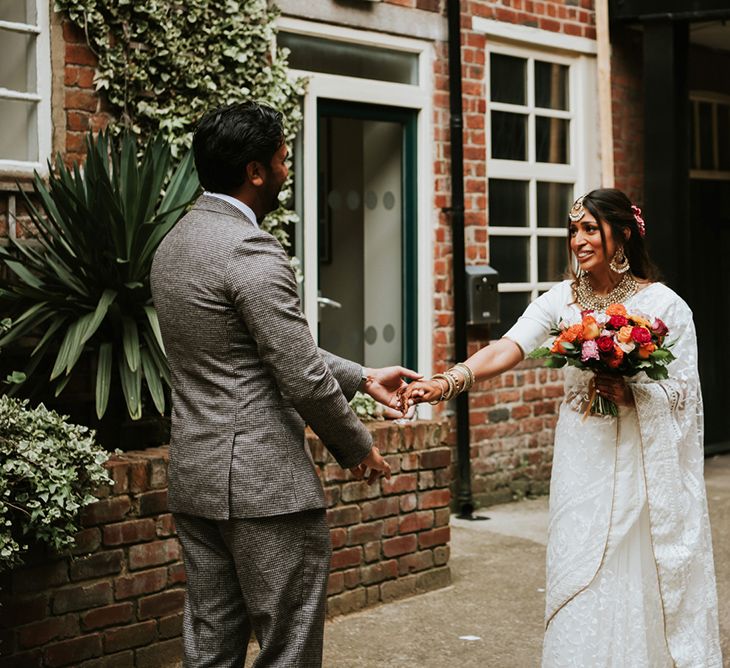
<box><xmin>404</xmin><ymin>188</ymin><xmax>722</xmax><ymax>667</ymax></box>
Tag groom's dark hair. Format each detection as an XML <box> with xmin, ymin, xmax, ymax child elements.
<box><xmin>193</xmin><ymin>101</ymin><xmax>284</xmax><ymax>194</ymax></box>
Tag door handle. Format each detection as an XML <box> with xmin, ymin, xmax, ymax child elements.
<box><xmin>317</xmin><ymin>296</ymin><xmax>342</xmax><ymax>309</ymax></box>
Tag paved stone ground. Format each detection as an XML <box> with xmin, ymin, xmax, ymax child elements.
<box><xmin>312</xmin><ymin>454</ymin><xmax>730</xmax><ymax>668</ymax></box>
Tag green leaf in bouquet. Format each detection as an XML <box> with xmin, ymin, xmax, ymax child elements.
<box><xmin>649</xmin><ymin>348</ymin><xmax>673</xmax><ymax>362</ymax></box>
<box><xmin>528</xmin><ymin>347</ymin><xmax>552</xmax><ymax>359</ymax></box>
<box><xmin>645</xmin><ymin>365</ymin><xmax>669</xmax><ymax>381</ymax></box>
<box><xmin>545</xmin><ymin>357</ymin><xmax>567</xmax><ymax>368</ymax></box>
<box><xmin>560</xmin><ymin>341</ymin><xmax>576</xmax><ymax>351</ymax></box>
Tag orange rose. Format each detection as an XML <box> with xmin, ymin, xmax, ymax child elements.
<box><xmin>617</xmin><ymin>326</ymin><xmax>634</xmax><ymax>344</ymax></box>
<box><xmin>637</xmin><ymin>342</ymin><xmax>656</xmax><ymax>359</ymax></box>
<box><xmin>551</xmin><ymin>334</ymin><xmax>570</xmax><ymax>354</ymax></box>
<box><xmin>564</xmin><ymin>324</ymin><xmax>583</xmax><ymax>342</ymax></box>
<box><xmin>605</xmin><ymin>303</ymin><xmax>627</xmax><ymax>317</ymax></box>
<box><xmin>607</xmin><ymin>345</ymin><xmax>625</xmax><ymax>369</ymax></box>
<box><xmin>552</xmin><ymin>323</ymin><xmax>583</xmax><ymax>354</ymax></box>
<box><xmin>581</xmin><ymin>315</ymin><xmax>600</xmax><ymax>340</ymax></box>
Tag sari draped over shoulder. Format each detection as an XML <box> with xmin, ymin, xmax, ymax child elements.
<box><xmin>504</xmin><ymin>280</ymin><xmax>721</xmax><ymax>668</ymax></box>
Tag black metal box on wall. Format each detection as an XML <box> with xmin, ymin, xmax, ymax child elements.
<box><xmin>465</xmin><ymin>266</ymin><xmax>500</xmax><ymax>325</ymax></box>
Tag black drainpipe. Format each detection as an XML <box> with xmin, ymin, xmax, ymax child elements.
<box><xmin>446</xmin><ymin>0</ymin><xmax>473</xmax><ymax>519</ymax></box>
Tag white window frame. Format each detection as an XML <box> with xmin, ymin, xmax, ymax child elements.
<box><xmin>690</xmin><ymin>91</ymin><xmax>730</xmax><ymax>181</ymax></box>
<box><xmin>277</xmin><ymin>17</ymin><xmax>435</xmax><ymax>399</ymax></box>
<box><xmin>0</xmin><ymin>0</ymin><xmax>52</xmax><ymax>175</ymax></box>
<box><xmin>473</xmin><ymin>17</ymin><xmax>600</xmax><ymax>308</ymax></box>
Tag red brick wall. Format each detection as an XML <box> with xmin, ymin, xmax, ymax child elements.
<box><xmin>430</xmin><ymin>1</ymin><xmax>596</xmax><ymax>506</ymax></box>
<box><xmin>0</xmin><ymin>421</ymin><xmax>451</xmax><ymax>667</ymax></box>
<box><xmin>60</xmin><ymin>19</ymin><xmax>111</xmax><ymax>165</ymax></box>
<box><xmin>610</xmin><ymin>25</ymin><xmax>644</xmax><ymax>203</ymax></box>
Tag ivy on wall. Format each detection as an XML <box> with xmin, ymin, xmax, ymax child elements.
<box><xmin>55</xmin><ymin>0</ymin><xmax>305</xmax><ymax>246</ymax></box>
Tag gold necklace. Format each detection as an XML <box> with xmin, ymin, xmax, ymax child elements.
<box><xmin>574</xmin><ymin>272</ymin><xmax>638</xmax><ymax>311</ymax></box>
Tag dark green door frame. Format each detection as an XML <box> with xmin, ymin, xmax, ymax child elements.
<box><xmin>317</xmin><ymin>99</ymin><xmax>419</xmax><ymax>370</ymax></box>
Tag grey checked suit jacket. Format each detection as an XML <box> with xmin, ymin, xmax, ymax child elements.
<box><xmin>151</xmin><ymin>195</ymin><xmax>373</xmax><ymax>520</ymax></box>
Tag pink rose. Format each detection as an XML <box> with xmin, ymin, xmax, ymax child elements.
<box><xmin>580</xmin><ymin>339</ymin><xmax>600</xmax><ymax>362</ymax></box>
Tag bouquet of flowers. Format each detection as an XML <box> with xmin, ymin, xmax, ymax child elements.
<box><xmin>529</xmin><ymin>303</ymin><xmax>675</xmax><ymax>416</ymax></box>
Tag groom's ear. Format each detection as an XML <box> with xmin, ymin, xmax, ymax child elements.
<box><xmin>245</xmin><ymin>160</ymin><xmax>266</xmax><ymax>187</ymax></box>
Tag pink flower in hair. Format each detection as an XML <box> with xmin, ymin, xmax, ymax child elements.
<box><xmin>631</xmin><ymin>205</ymin><xmax>646</xmax><ymax>237</ymax></box>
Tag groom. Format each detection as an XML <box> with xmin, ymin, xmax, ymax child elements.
<box><xmin>151</xmin><ymin>101</ymin><xmax>418</xmax><ymax>667</ymax></box>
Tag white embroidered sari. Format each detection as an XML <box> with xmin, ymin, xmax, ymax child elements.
<box><xmin>504</xmin><ymin>280</ymin><xmax>721</xmax><ymax>668</ymax></box>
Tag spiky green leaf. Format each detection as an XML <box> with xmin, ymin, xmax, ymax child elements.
<box><xmin>141</xmin><ymin>347</ymin><xmax>165</xmax><ymax>415</ymax></box>
<box><xmin>95</xmin><ymin>343</ymin><xmax>113</xmax><ymax>419</ymax></box>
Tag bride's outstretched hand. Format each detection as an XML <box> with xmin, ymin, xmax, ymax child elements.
<box><xmin>399</xmin><ymin>379</ymin><xmax>445</xmax><ymax>407</ymax></box>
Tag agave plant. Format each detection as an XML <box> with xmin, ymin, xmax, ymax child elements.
<box><xmin>0</xmin><ymin>131</ymin><xmax>199</xmax><ymax>420</ymax></box>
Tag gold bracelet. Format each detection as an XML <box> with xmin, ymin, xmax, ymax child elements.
<box><xmin>445</xmin><ymin>369</ymin><xmax>464</xmax><ymax>396</ymax></box>
<box><xmin>428</xmin><ymin>376</ymin><xmax>449</xmax><ymax>405</ymax></box>
<box><xmin>432</xmin><ymin>373</ymin><xmax>456</xmax><ymax>401</ymax></box>
<box><xmin>454</xmin><ymin>363</ymin><xmax>475</xmax><ymax>391</ymax></box>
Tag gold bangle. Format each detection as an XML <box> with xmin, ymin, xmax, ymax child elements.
<box><xmin>428</xmin><ymin>377</ymin><xmax>449</xmax><ymax>405</ymax></box>
<box><xmin>454</xmin><ymin>363</ymin><xmax>475</xmax><ymax>391</ymax></box>
<box><xmin>433</xmin><ymin>373</ymin><xmax>456</xmax><ymax>401</ymax></box>
<box><xmin>445</xmin><ymin>369</ymin><xmax>464</xmax><ymax>396</ymax></box>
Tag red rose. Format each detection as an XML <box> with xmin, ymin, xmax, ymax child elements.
<box><xmin>651</xmin><ymin>318</ymin><xmax>668</xmax><ymax>337</ymax></box>
<box><xmin>608</xmin><ymin>315</ymin><xmax>628</xmax><ymax>328</ymax></box>
<box><xmin>596</xmin><ymin>336</ymin><xmax>615</xmax><ymax>354</ymax></box>
<box><xmin>631</xmin><ymin>326</ymin><xmax>652</xmax><ymax>344</ymax></box>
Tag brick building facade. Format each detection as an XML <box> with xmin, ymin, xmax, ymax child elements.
<box><xmin>2</xmin><ymin>1</ymin><xmax>729</xmax><ymax>515</ymax></box>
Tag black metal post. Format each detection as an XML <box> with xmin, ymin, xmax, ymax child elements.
<box><xmin>447</xmin><ymin>0</ymin><xmax>473</xmax><ymax>519</ymax></box>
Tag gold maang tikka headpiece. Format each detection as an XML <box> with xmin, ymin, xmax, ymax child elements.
<box><xmin>569</xmin><ymin>196</ymin><xmax>586</xmax><ymax>222</ymax></box>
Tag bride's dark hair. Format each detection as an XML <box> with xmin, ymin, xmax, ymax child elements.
<box><xmin>566</xmin><ymin>187</ymin><xmax>661</xmax><ymax>286</ymax></box>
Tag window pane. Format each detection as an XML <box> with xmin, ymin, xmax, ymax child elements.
<box><xmin>536</xmin><ymin>116</ymin><xmax>569</xmax><ymax>164</ymax></box>
<box><xmin>718</xmin><ymin>104</ymin><xmax>730</xmax><ymax>172</ymax></box>
<box><xmin>318</xmin><ymin>116</ymin><xmax>405</xmax><ymax>368</ymax></box>
<box><xmin>490</xmin><ymin>53</ymin><xmax>526</xmax><ymax>105</ymax></box>
<box><xmin>538</xmin><ymin>236</ymin><xmax>568</xmax><ymax>282</ymax></box>
<box><xmin>0</xmin><ymin>0</ymin><xmax>36</xmax><ymax>24</ymax></box>
<box><xmin>699</xmin><ymin>102</ymin><xmax>714</xmax><ymax>171</ymax></box>
<box><xmin>0</xmin><ymin>98</ymin><xmax>38</xmax><ymax>161</ymax></box>
<box><xmin>491</xmin><ymin>111</ymin><xmax>527</xmax><ymax>160</ymax></box>
<box><xmin>535</xmin><ymin>61</ymin><xmax>569</xmax><ymax>110</ymax></box>
<box><xmin>490</xmin><ymin>236</ymin><xmax>529</xmax><ymax>283</ymax></box>
<box><xmin>489</xmin><ymin>179</ymin><xmax>528</xmax><ymax>227</ymax></box>
<box><xmin>279</xmin><ymin>32</ymin><xmax>418</xmax><ymax>85</ymax></box>
<box><xmin>494</xmin><ymin>291</ymin><xmax>530</xmax><ymax>338</ymax></box>
<box><xmin>537</xmin><ymin>182</ymin><xmax>573</xmax><ymax>228</ymax></box>
<box><xmin>0</xmin><ymin>29</ymin><xmax>37</xmax><ymax>93</ymax></box>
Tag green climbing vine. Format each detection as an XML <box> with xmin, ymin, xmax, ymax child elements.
<box><xmin>55</xmin><ymin>0</ymin><xmax>305</xmax><ymax>246</ymax></box>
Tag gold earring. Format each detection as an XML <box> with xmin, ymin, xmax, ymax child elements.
<box><xmin>609</xmin><ymin>247</ymin><xmax>630</xmax><ymax>274</ymax></box>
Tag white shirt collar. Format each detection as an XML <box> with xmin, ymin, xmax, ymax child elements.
<box><xmin>204</xmin><ymin>191</ymin><xmax>258</xmax><ymax>227</ymax></box>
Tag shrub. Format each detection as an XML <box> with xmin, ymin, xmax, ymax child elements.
<box><xmin>0</xmin><ymin>131</ymin><xmax>199</xmax><ymax>421</ymax></box>
<box><xmin>56</xmin><ymin>0</ymin><xmax>304</xmax><ymax>249</ymax></box>
<box><xmin>0</xmin><ymin>396</ymin><xmax>112</xmax><ymax>571</ymax></box>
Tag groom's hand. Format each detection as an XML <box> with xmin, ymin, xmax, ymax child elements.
<box><xmin>350</xmin><ymin>446</ymin><xmax>391</xmax><ymax>485</ymax></box>
<box><xmin>361</xmin><ymin>365</ymin><xmax>423</xmax><ymax>416</ymax></box>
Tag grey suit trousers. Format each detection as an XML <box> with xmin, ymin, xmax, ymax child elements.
<box><xmin>174</xmin><ymin>510</ymin><xmax>331</xmax><ymax>668</ymax></box>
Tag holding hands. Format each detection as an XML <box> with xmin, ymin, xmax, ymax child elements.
<box><xmin>399</xmin><ymin>362</ymin><xmax>476</xmax><ymax>408</ymax></box>
<box><xmin>351</xmin><ymin>365</ymin><xmax>423</xmax><ymax>485</ymax></box>
<box><xmin>361</xmin><ymin>365</ymin><xmax>423</xmax><ymax>417</ymax></box>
